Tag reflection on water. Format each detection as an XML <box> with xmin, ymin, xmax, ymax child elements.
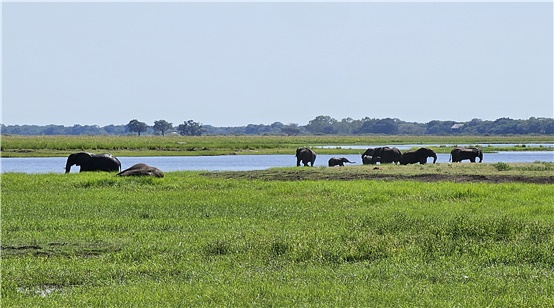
<box><xmin>1</xmin><ymin>152</ymin><xmax>553</xmax><ymax>174</ymax></box>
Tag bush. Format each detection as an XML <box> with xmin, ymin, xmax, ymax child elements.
<box><xmin>493</xmin><ymin>162</ymin><xmax>511</xmax><ymax>171</ymax></box>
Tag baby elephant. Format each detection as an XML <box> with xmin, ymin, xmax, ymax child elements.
<box><xmin>117</xmin><ymin>163</ymin><xmax>164</xmax><ymax>178</ymax></box>
<box><xmin>328</xmin><ymin>157</ymin><xmax>355</xmax><ymax>167</ymax></box>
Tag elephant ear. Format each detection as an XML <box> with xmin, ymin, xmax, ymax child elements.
<box><xmin>75</xmin><ymin>152</ymin><xmax>92</xmax><ymax>165</ymax></box>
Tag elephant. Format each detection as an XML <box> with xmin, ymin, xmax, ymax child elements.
<box><xmin>362</xmin><ymin>155</ymin><xmax>380</xmax><ymax>165</ymax></box>
<box><xmin>400</xmin><ymin>148</ymin><xmax>437</xmax><ymax>165</ymax></box>
<box><xmin>65</xmin><ymin>152</ymin><xmax>121</xmax><ymax>173</ymax></box>
<box><xmin>117</xmin><ymin>163</ymin><xmax>164</xmax><ymax>177</ymax></box>
<box><xmin>296</xmin><ymin>147</ymin><xmax>316</xmax><ymax>167</ymax></box>
<box><xmin>328</xmin><ymin>157</ymin><xmax>355</xmax><ymax>167</ymax></box>
<box><xmin>361</xmin><ymin>147</ymin><xmax>401</xmax><ymax>164</ymax></box>
<box><xmin>450</xmin><ymin>147</ymin><xmax>483</xmax><ymax>163</ymax></box>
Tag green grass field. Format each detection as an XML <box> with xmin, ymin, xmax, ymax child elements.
<box><xmin>2</xmin><ymin>135</ymin><xmax>552</xmax><ymax>157</ymax></box>
<box><xmin>2</xmin><ymin>166</ymin><xmax>554</xmax><ymax>306</ymax></box>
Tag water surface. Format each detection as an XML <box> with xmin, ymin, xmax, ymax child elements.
<box><xmin>2</xmin><ymin>152</ymin><xmax>552</xmax><ymax>174</ymax></box>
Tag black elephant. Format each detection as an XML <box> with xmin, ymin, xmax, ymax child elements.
<box><xmin>117</xmin><ymin>163</ymin><xmax>164</xmax><ymax>177</ymax></box>
<box><xmin>65</xmin><ymin>152</ymin><xmax>121</xmax><ymax>173</ymax></box>
<box><xmin>361</xmin><ymin>147</ymin><xmax>401</xmax><ymax>164</ymax></box>
<box><xmin>362</xmin><ymin>155</ymin><xmax>380</xmax><ymax>165</ymax></box>
<box><xmin>328</xmin><ymin>157</ymin><xmax>355</xmax><ymax>167</ymax></box>
<box><xmin>400</xmin><ymin>148</ymin><xmax>437</xmax><ymax>165</ymax></box>
<box><xmin>450</xmin><ymin>147</ymin><xmax>483</xmax><ymax>163</ymax></box>
<box><xmin>296</xmin><ymin>147</ymin><xmax>316</xmax><ymax>167</ymax></box>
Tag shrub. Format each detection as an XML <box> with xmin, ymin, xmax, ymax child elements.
<box><xmin>493</xmin><ymin>162</ymin><xmax>511</xmax><ymax>171</ymax></box>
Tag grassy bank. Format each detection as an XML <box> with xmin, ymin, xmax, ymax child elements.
<box><xmin>2</xmin><ymin>168</ymin><xmax>553</xmax><ymax>306</ymax></box>
<box><xmin>1</xmin><ymin>135</ymin><xmax>552</xmax><ymax>157</ymax></box>
<box><xmin>206</xmin><ymin>162</ymin><xmax>554</xmax><ymax>184</ymax></box>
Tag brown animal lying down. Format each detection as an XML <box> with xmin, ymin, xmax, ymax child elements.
<box><xmin>117</xmin><ymin>163</ymin><xmax>164</xmax><ymax>178</ymax></box>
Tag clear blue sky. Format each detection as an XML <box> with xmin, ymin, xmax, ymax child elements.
<box><xmin>2</xmin><ymin>1</ymin><xmax>553</xmax><ymax>127</ymax></box>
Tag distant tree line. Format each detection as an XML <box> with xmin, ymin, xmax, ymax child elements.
<box><xmin>1</xmin><ymin>116</ymin><xmax>553</xmax><ymax>136</ymax></box>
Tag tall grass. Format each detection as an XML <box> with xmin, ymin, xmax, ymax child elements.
<box><xmin>2</xmin><ymin>171</ymin><xmax>554</xmax><ymax>306</ymax></box>
<box><xmin>2</xmin><ymin>135</ymin><xmax>552</xmax><ymax>157</ymax></box>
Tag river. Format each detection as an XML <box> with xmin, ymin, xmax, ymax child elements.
<box><xmin>1</xmin><ymin>152</ymin><xmax>553</xmax><ymax>174</ymax></box>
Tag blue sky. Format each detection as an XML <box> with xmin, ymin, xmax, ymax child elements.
<box><xmin>2</xmin><ymin>1</ymin><xmax>552</xmax><ymax>127</ymax></box>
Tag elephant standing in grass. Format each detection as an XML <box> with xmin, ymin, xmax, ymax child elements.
<box><xmin>328</xmin><ymin>157</ymin><xmax>355</xmax><ymax>167</ymax></box>
<box><xmin>65</xmin><ymin>152</ymin><xmax>121</xmax><ymax>173</ymax></box>
<box><xmin>117</xmin><ymin>163</ymin><xmax>164</xmax><ymax>178</ymax></box>
<box><xmin>401</xmin><ymin>148</ymin><xmax>437</xmax><ymax>165</ymax></box>
<box><xmin>450</xmin><ymin>147</ymin><xmax>483</xmax><ymax>163</ymax></box>
<box><xmin>361</xmin><ymin>147</ymin><xmax>401</xmax><ymax>164</ymax></box>
<box><xmin>296</xmin><ymin>147</ymin><xmax>316</xmax><ymax>167</ymax></box>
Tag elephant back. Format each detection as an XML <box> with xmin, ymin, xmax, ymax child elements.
<box><xmin>379</xmin><ymin>147</ymin><xmax>401</xmax><ymax>164</ymax></box>
<box><xmin>117</xmin><ymin>163</ymin><xmax>164</xmax><ymax>177</ymax></box>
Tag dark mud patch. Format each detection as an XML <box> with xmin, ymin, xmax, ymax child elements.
<box><xmin>1</xmin><ymin>245</ymin><xmax>42</xmax><ymax>251</ymax></box>
<box><xmin>1</xmin><ymin>241</ymin><xmax>120</xmax><ymax>258</ymax></box>
<box><xmin>406</xmin><ymin>174</ymin><xmax>554</xmax><ymax>184</ymax></box>
<box><xmin>202</xmin><ymin>170</ymin><xmax>554</xmax><ymax>184</ymax></box>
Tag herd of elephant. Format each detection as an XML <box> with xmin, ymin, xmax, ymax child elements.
<box><xmin>63</xmin><ymin>146</ymin><xmax>483</xmax><ymax>176</ymax></box>
<box><xmin>296</xmin><ymin>146</ymin><xmax>484</xmax><ymax>167</ymax></box>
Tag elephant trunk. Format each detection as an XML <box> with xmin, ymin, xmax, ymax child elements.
<box><xmin>431</xmin><ymin>153</ymin><xmax>437</xmax><ymax>164</ymax></box>
<box><xmin>65</xmin><ymin>154</ymin><xmax>77</xmax><ymax>173</ymax></box>
<box><xmin>65</xmin><ymin>159</ymin><xmax>73</xmax><ymax>173</ymax></box>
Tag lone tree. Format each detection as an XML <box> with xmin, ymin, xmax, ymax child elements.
<box><xmin>177</xmin><ymin>120</ymin><xmax>204</xmax><ymax>136</ymax></box>
<box><xmin>153</xmin><ymin>120</ymin><xmax>173</xmax><ymax>136</ymax></box>
<box><xmin>306</xmin><ymin>115</ymin><xmax>338</xmax><ymax>134</ymax></box>
<box><xmin>126</xmin><ymin>119</ymin><xmax>148</xmax><ymax>136</ymax></box>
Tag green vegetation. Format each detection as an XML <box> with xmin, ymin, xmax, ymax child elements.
<box><xmin>493</xmin><ymin>162</ymin><xmax>512</xmax><ymax>171</ymax></box>
<box><xmin>2</xmin><ymin>116</ymin><xmax>553</xmax><ymax>135</ymax></box>
<box><xmin>1</xmin><ymin>135</ymin><xmax>552</xmax><ymax>157</ymax></box>
<box><xmin>206</xmin><ymin>162</ymin><xmax>554</xmax><ymax>183</ymax></box>
<box><xmin>125</xmin><ymin>119</ymin><xmax>149</xmax><ymax>136</ymax></box>
<box><xmin>2</xmin><ymin>166</ymin><xmax>554</xmax><ymax>306</ymax></box>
